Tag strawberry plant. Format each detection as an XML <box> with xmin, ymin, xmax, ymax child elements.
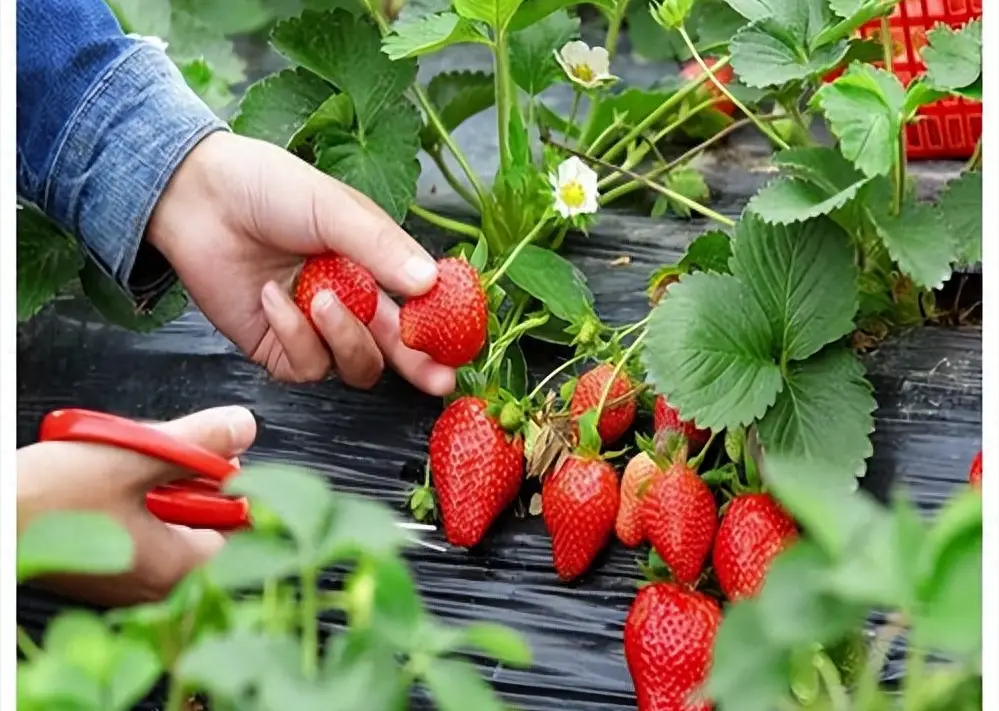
<box><xmin>17</xmin><ymin>463</ymin><xmax>532</xmax><ymax>711</ymax></box>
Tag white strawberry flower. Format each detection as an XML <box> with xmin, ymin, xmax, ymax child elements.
<box><xmin>554</xmin><ymin>40</ymin><xmax>616</xmax><ymax>89</ymax></box>
<box><xmin>550</xmin><ymin>157</ymin><xmax>599</xmax><ymax>219</ymax></box>
<box><xmin>127</xmin><ymin>33</ymin><xmax>170</xmax><ymax>52</ymax></box>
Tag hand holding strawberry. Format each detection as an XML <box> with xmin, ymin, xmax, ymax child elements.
<box><xmin>294</xmin><ymin>254</ymin><xmax>379</xmax><ymax>327</ymax></box>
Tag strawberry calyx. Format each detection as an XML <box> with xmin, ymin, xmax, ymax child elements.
<box><xmin>636</xmin><ymin>549</ymin><xmax>672</xmax><ymax>587</ymax></box>
<box><xmin>408</xmin><ymin>464</ymin><xmax>437</xmax><ymax>523</ymax></box>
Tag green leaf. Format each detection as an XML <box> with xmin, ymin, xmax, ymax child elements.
<box><xmin>179</xmin><ymin>58</ymin><xmax>234</xmax><ymax>113</ymax></box>
<box><xmin>315</xmin><ymin>494</ymin><xmax>411</xmax><ymax>563</ymax></box>
<box><xmin>913</xmin><ymin>489</ymin><xmax>982</xmax><ymax>656</ymax></box>
<box><xmin>166</xmin><ymin>9</ymin><xmax>246</xmax><ymax>85</ymax></box>
<box><xmin>172</xmin><ymin>0</ymin><xmax>274</xmax><ymax>35</ymax></box>
<box><xmin>17</xmin><ymin>655</ymin><xmax>102</xmax><ymax>711</ymax></box>
<box><xmin>470</xmin><ymin>234</ymin><xmax>490</xmax><ymax>270</ymax></box>
<box><xmin>17</xmin><ymin>511</ymin><xmax>133</xmax><ymax>582</ymax></box>
<box><xmin>757</xmin><ymin>346</ymin><xmax>875</xmax><ymax>483</ymax></box>
<box><xmin>505</xmin><ymin>245</ymin><xmax>595</xmax><ymax>323</ymax></box>
<box><xmin>679</xmin><ymin>230</ymin><xmax>733</xmax><ymax>274</ymax></box>
<box><xmin>627</xmin><ymin>2</ymin><xmax>688</xmax><ymax>62</ymax></box>
<box><xmin>177</xmin><ymin>632</ymin><xmax>294</xmax><ymax>699</ymax></box>
<box><xmin>524</xmin><ymin>314</ymin><xmax>575</xmax><ymax>344</ymax></box>
<box><xmin>902</xmin><ymin>78</ymin><xmax>949</xmax><ymax>118</ymax></box>
<box><xmin>107</xmin><ymin>0</ymin><xmax>171</xmax><ymax>36</ymax></box>
<box><xmin>690</xmin><ymin>0</ymin><xmax>749</xmax><ymax>51</ymax></box>
<box><xmin>383</xmin><ymin>12</ymin><xmax>490</xmax><ymax>59</ymax></box>
<box><xmin>757</xmin><ymin>542</ymin><xmax>866</xmax><ymax>646</ymax></box>
<box><xmin>707</xmin><ymin>601</ymin><xmax>792</xmax><ymax>711</ymax></box>
<box><xmin>454</xmin><ymin>0</ymin><xmax>524</xmax><ymax>31</ymax></box>
<box><xmin>79</xmin><ymin>260</ymin><xmax>188</xmax><ymax>333</ymax></box>
<box><xmin>813</xmin><ymin>0</ymin><xmax>897</xmax><ymax>47</ymax></box>
<box><xmin>225</xmin><ymin>464</ymin><xmax>335</xmax><ymax>551</ymax></box>
<box><xmin>424</xmin><ymin>658</ymin><xmax>505</xmax><ymax>711</ymax></box>
<box><xmin>367</xmin><ymin>556</ymin><xmax>424</xmax><ymax>649</ymax></box>
<box><xmin>748</xmin><ymin>176</ymin><xmax>870</xmax><ymax>224</ymax></box>
<box><xmin>508</xmin><ymin>0</ymin><xmax>614</xmax><ymax>32</ymax></box>
<box><xmin>204</xmin><ymin>532</ymin><xmax>301</xmax><ymax>590</ymax></box>
<box><xmin>16</xmin><ymin>202</ymin><xmax>83</xmax><ymax>321</ymax></box>
<box><xmin>643</xmin><ymin>271</ymin><xmax>783</xmax><ymax>431</ymax></box>
<box><xmin>316</xmin><ymin>98</ymin><xmax>422</xmax><ymax>223</ymax></box>
<box><xmin>422</xmin><ymin>70</ymin><xmax>496</xmax><ymax>150</ymax></box>
<box><xmin>463</xmin><ymin>623</ymin><xmax>533</xmax><ymax>666</ymax></box>
<box><xmin>810</xmin><ymin>63</ymin><xmax>905</xmax><ymax>178</ymax></box>
<box><xmin>580</xmin><ymin>87</ymin><xmax>674</xmax><ymax>148</ymax></box>
<box><xmin>106</xmin><ymin>639</ymin><xmax>163</xmax><ymax>711</ymax></box>
<box><xmin>509</xmin><ymin>10</ymin><xmax>579</xmax><ymax>95</ymax></box>
<box><xmin>730</xmin><ymin>19</ymin><xmax>849</xmax><ymax>89</ymax></box>
<box><xmin>869</xmin><ymin>196</ymin><xmax>953</xmax><ymax>289</ymax></box>
<box><xmin>44</xmin><ymin>611</ymin><xmax>115</xmax><ymax>679</ymax></box>
<box><xmin>731</xmin><ymin>214</ymin><xmax>858</xmax><ymax>362</ymax></box>
<box><xmin>230</xmin><ymin>68</ymin><xmax>336</xmax><ymax>147</ymax></box>
<box><xmin>499</xmin><ymin>342</ymin><xmax>529</xmax><ymax>398</ymax></box>
<box><xmin>922</xmin><ymin>19</ymin><xmax>982</xmax><ymax>93</ymax></box>
<box><xmin>271</xmin><ymin>9</ymin><xmax>417</xmax><ymax>128</ymax></box>
<box><xmin>936</xmin><ymin>171</ymin><xmax>981</xmax><ymax>266</ymax></box>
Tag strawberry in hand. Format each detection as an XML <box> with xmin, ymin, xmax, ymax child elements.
<box><xmin>294</xmin><ymin>254</ymin><xmax>379</xmax><ymax>327</ymax></box>
<box><xmin>400</xmin><ymin>257</ymin><xmax>488</xmax><ymax>368</ymax></box>
<box><xmin>418</xmin><ymin>395</ymin><xmax>525</xmax><ymax>548</ymax></box>
<box><xmin>542</xmin><ymin>412</ymin><xmax>620</xmax><ymax>581</ymax></box>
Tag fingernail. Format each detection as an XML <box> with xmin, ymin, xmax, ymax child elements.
<box><xmin>221</xmin><ymin>406</ymin><xmax>256</xmax><ymax>453</ymax></box>
<box><xmin>311</xmin><ymin>290</ymin><xmax>340</xmax><ymax>324</ymax></box>
<box><xmin>402</xmin><ymin>256</ymin><xmax>437</xmax><ymax>290</ymax></box>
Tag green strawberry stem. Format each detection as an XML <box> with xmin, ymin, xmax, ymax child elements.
<box><xmin>16</xmin><ymin>626</ymin><xmax>39</xmax><ymax>661</ymax></box>
<box><xmin>597</xmin><ymin>95</ymin><xmax>723</xmax><ymax>190</ymax></box>
<box><xmin>300</xmin><ymin>565</ymin><xmax>319</xmax><ymax>677</ymax></box>
<box><xmin>854</xmin><ymin>618</ymin><xmax>904</xmax><ymax>706</ymax></box>
<box><xmin>528</xmin><ymin>353</ymin><xmax>589</xmax><ymax>400</ymax></box>
<box><xmin>813</xmin><ymin>651</ymin><xmax>850</xmax><ymax>711</ymax></box>
<box><xmin>367</xmin><ymin>5</ymin><xmax>489</xmax><ymax>207</ymax></box>
<box><xmin>486</xmin><ymin>210</ymin><xmax>555</xmax><ymax>289</ymax></box>
<box><xmin>482</xmin><ymin>312</ymin><xmax>551</xmax><ymax>374</ymax></box>
<box><xmin>688</xmin><ymin>430</ymin><xmax>718</xmax><ymax>470</ymax></box>
<box><xmin>566</xmin><ymin>90</ymin><xmax>582</xmax><ymax>144</ymax></box>
<box><xmin>427</xmin><ymin>147</ymin><xmax>482</xmax><ymax>211</ymax></box>
<box><xmin>408</xmin><ymin>204</ymin><xmax>484</xmax><ymax>241</ymax></box>
<box><xmin>600</xmin><ymin>55</ymin><xmax>733</xmax><ymax>164</ymax></box>
<box><xmin>610</xmin><ymin>315</ymin><xmax>651</xmax><ymax>345</ymax></box>
<box><xmin>543</xmin><ymin>136</ymin><xmax>736</xmax><ymax>227</ymax></box>
<box><xmin>584</xmin><ymin>114</ymin><xmax>627</xmax><ymax>156</ymax></box>
<box><xmin>677</xmin><ymin>26</ymin><xmax>789</xmax><ymax>151</ymax></box>
<box><xmin>967</xmin><ymin>139</ymin><xmax>982</xmax><ymax>172</ymax></box>
<box><xmin>600</xmin><ymin>113</ymin><xmax>782</xmax><ymax>205</ymax></box>
<box><xmin>495</xmin><ymin>29</ymin><xmax>514</xmax><ymax>172</ymax></box>
<box><xmin>595</xmin><ymin>330</ymin><xmax>646</xmax><ymax>418</ymax></box>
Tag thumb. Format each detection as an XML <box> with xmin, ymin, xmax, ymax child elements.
<box><xmin>127</xmin><ymin>518</ymin><xmax>226</xmax><ymax>603</ymax></box>
<box><xmin>137</xmin><ymin>406</ymin><xmax>258</xmax><ymax>488</ymax></box>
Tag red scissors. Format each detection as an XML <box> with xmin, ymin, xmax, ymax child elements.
<box><xmin>39</xmin><ymin>409</ymin><xmax>250</xmax><ymax>530</ymax></box>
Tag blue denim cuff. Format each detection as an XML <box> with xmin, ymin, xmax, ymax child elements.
<box><xmin>43</xmin><ymin>41</ymin><xmax>228</xmax><ymax>300</ymax></box>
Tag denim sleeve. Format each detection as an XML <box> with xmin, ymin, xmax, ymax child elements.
<box><xmin>16</xmin><ymin>0</ymin><xmax>229</xmax><ymax>302</ymax></box>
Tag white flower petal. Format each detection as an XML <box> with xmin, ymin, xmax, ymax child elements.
<box><xmin>560</xmin><ymin>40</ymin><xmax>591</xmax><ymax>66</ymax></box>
<box><xmin>588</xmin><ymin>47</ymin><xmax>611</xmax><ymax>75</ymax></box>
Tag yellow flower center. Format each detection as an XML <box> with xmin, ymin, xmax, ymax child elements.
<box><xmin>571</xmin><ymin>63</ymin><xmax>595</xmax><ymax>83</ymax></box>
<box><xmin>559</xmin><ymin>180</ymin><xmax>587</xmax><ymax>208</ymax></box>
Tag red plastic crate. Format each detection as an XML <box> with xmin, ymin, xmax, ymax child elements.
<box><xmin>856</xmin><ymin>0</ymin><xmax>983</xmax><ymax>160</ymax></box>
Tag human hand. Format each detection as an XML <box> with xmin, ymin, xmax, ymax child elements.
<box><xmin>17</xmin><ymin>406</ymin><xmax>257</xmax><ymax>606</ymax></box>
<box><xmin>146</xmin><ymin>131</ymin><xmax>456</xmax><ymax>395</ymax></box>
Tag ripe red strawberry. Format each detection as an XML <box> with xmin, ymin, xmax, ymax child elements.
<box><xmin>400</xmin><ymin>258</ymin><xmax>487</xmax><ymax>367</ymax></box>
<box><xmin>639</xmin><ymin>461</ymin><xmax>717</xmax><ymax>586</ymax></box>
<box><xmin>654</xmin><ymin>396</ymin><xmax>710</xmax><ymax>454</ymax></box>
<box><xmin>571</xmin><ymin>364</ymin><xmax>637</xmax><ymax>445</ymax></box>
<box><xmin>616</xmin><ymin>452</ymin><xmax>659</xmax><ymax>547</ymax></box>
<box><xmin>679</xmin><ymin>57</ymin><xmax>735</xmax><ymax>116</ymax></box>
<box><xmin>428</xmin><ymin>397</ymin><xmax>524</xmax><ymax>547</ymax></box>
<box><xmin>625</xmin><ymin>582</ymin><xmax>721</xmax><ymax>711</ymax></box>
<box><xmin>543</xmin><ymin>455</ymin><xmax>620</xmax><ymax>580</ymax></box>
<box><xmin>294</xmin><ymin>254</ymin><xmax>378</xmax><ymax>327</ymax></box>
<box><xmin>712</xmin><ymin>493</ymin><xmax>797</xmax><ymax>601</ymax></box>
<box><xmin>969</xmin><ymin>450</ymin><xmax>982</xmax><ymax>487</ymax></box>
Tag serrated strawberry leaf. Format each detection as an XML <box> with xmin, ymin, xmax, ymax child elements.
<box><xmin>731</xmin><ymin>214</ymin><xmax>858</xmax><ymax>362</ymax></box>
<box><xmin>316</xmin><ymin>99</ymin><xmax>422</xmax><ymax>223</ymax></box>
<box><xmin>748</xmin><ymin>177</ymin><xmax>869</xmax><ymax>225</ymax></box>
<box><xmin>652</xmin><ymin>167</ymin><xmax>710</xmax><ymax>219</ymax></box>
<box><xmin>680</xmin><ymin>230</ymin><xmax>733</xmax><ymax>274</ymax></box>
<box><xmin>107</xmin><ymin>0</ymin><xmax>172</xmax><ymax>36</ymax></box>
<box><xmin>422</xmin><ymin>70</ymin><xmax>496</xmax><ymax>151</ymax></box>
<box><xmin>811</xmin><ymin>0</ymin><xmax>898</xmax><ymax>47</ymax></box>
<box><xmin>504</xmin><ymin>245</ymin><xmax>595</xmax><ymax>324</ymax></box>
<box><xmin>382</xmin><ymin>12</ymin><xmax>490</xmax><ymax>60</ymax></box>
<box><xmin>757</xmin><ymin>346</ymin><xmax>875</xmax><ymax>484</ymax></box>
<box><xmin>643</xmin><ymin>271</ymin><xmax>783</xmax><ymax>431</ymax></box>
<box><xmin>271</xmin><ymin>9</ymin><xmax>416</xmax><ymax>129</ymax></box>
<box><xmin>507</xmin><ymin>0</ymin><xmax>614</xmax><ymax>32</ymax></box>
<box><xmin>579</xmin><ymin>87</ymin><xmax>674</xmax><ymax>148</ymax></box>
<box><xmin>866</xmin><ymin>187</ymin><xmax>954</xmax><ymax>289</ymax></box>
<box><xmin>167</xmin><ymin>9</ymin><xmax>246</xmax><ymax>85</ymax></box>
<box><xmin>79</xmin><ymin>260</ymin><xmax>188</xmax><ymax>333</ymax></box>
<box><xmin>810</xmin><ymin>63</ymin><xmax>905</xmax><ymax>178</ymax></box>
<box><xmin>922</xmin><ymin>19</ymin><xmax>982</xmax><ymax>95</ymax></box>
<box><xmin>16</xmin><ymin>203</ymin><xmax>83</xmax><ymax>321</ymax></box>
<box><xmin>936</xmin><ymin>171</ymin><xmax>981</xmax><ymax>266</ymax></box>
<box><xmin>230</xmin><ymin>68</ymin><xmax>342</xmax><ymax>148</ymax></box>
<box><xmin>453</xmin><ymin>0</ymin><xmax>524</xmax><ymax>31</ymax></box>
<box><xmin>509</xmin><ymin>9</ymin><xmax>578</xmax><ymax>96</ymax></box>
<box><xmin>730</xmin><ymin>19</ymin><xmax>849</xmax><ymax>89</ymax></box>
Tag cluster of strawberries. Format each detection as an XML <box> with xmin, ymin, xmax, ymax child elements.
<box><xmin>291</xmin><ymin>252</ymin><xmax>984</xmax><ymax>711</ymax></box>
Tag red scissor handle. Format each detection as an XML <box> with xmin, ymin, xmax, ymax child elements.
<box><xmin>39</xmin><ymin>409</ymin><xmax>250</xmax><ymax>531</ymax></box>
